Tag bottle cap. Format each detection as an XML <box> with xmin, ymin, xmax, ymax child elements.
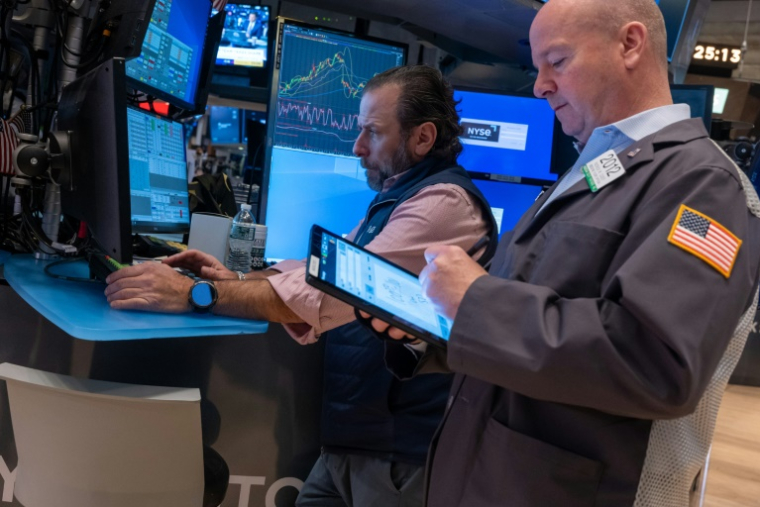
<box><xmin>241</xmin><ymin>204</ymin><xmax>252</xmax><ymax>210</ymax></box>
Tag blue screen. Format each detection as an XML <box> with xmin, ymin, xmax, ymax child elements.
<box><xmin>127</xmin><ymin>107</ymin><xmax>190</xmax><ymax>233</ymax></box>
<box><xmin>209</xmin><ymin>106</ymin><xmax>241</xmax><ymax>144</ymax></box>
<box><xmin>263</xmin><ymin>23</ymin><xmax>405</xmax><ymax>262</ymax></box>
<box><xmin>126</xmin><ymin>0</ymin><xmax>211</xmax><ymax>109</ymax></box>
<box><xmin>473</xmin><ymin>179</ymin><xmax>544</xmax><ymax>237</ymax></box>
<box><xmin>454</xmin><ymin>89</ymin><xmax>557</xmax><ymax>184</ymax></box>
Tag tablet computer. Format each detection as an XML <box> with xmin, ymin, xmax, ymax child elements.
<box><xmin>305</xmin><ymin>225</ymin><xmax>453</xmax><ymax>348</ymax></box>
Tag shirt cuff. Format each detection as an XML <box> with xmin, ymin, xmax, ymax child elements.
<box><xmin>405</xmin><ymin>341</ymin><xmax>428</xmax><ymax>355</ymax></box>
<box><xmin>270</xmin><ymin>259</ymin><xmax>305</xmax><ymax>274</ymax></box>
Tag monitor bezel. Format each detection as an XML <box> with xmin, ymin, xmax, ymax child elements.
<box><xmin>125</xmin><ymin>0</ymin><xmax>214</xmax><ymax>111</ymax></box>
<box><xmin>259</xmin><ymin>17</ymin><xmax>409</xmax><ymax>228</ymax></box>
<box><xmin>126</xmin><ymin>105</ymin><xmax>191</xmax><ymax>235</ymax></box>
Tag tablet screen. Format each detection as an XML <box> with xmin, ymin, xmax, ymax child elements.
<box><xmin>311</xmin><ymin>231</ymin><xmax>453</xmax><ymax>341</ymax></box>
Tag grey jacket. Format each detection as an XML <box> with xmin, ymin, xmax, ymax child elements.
<box><xmin>390</xmin><ymin>119</ymin><xmax>760</xmax><ymax>506</ymax></box>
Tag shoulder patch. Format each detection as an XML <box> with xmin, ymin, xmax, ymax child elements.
<box><xmin>668</xmin><ymin>204</ymin><xmax>741</xmax><ymax>278</ymax></box>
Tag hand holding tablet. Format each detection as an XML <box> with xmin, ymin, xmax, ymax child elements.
<box><xmin>305</xmin><ymin>225</ymin><xmax>489</xmax><ymax>348</ymax></box>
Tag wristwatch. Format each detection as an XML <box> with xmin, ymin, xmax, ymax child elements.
<box><xmin>188</xmin><ymin>280</ymin><xmax>218</xmax><ymax>313</ymax></box>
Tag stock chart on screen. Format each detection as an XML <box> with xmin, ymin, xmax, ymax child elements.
<box><xmin>262</xmin><ymin>22</ymin><xmax>405</xmax><ymax>261</ymax></box>
<box><xmin>274</xmin><ymin>25</ymin><xmax>404</xmax><ymax>156</ymax></box>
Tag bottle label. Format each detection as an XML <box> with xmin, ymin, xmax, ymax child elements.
<box><xmin>231</xmin><ymin>224</ymin><xmax>255</xmax><ymax>241</ymax></box>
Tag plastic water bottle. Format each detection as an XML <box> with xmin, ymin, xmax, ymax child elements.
<box><xmin>226</xmin><ymin>204</ymin><xmax>256</xmax><ymax>272</ymax></box>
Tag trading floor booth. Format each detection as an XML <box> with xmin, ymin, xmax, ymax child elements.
<box><xmin>1</xmin><ymin>0</ymin><xmax>758</xmax><ymax>506</ymax></box>
<box><xmin>0</xmin><ymin>1</ymin><xmax>328</xmax><ymax>506</ymax></box>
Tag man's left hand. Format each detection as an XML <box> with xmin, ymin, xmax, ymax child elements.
<box><xmin>421</xmin><ymin>244</ymin><xmax>488</xmax><ymax>320</ymax></box>
<box><xmin>105</xmin><ymin>262</ymin><xmax>195</xmax><ymax>313</ymax></box>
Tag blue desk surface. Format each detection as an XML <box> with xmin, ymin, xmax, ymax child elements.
<box><xmin>0</xmin><ymin>250</ymin><xmax>9</xmax><ymax>265</ymax></box>
<box><xmin>4</xmin><ymin>255</ymin><xmax>268</xmax><ymax>341</ymax></box>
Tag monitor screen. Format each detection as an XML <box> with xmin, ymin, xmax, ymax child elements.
<box><xmin>261</xmin><ymin>21</ymin><xmax>406</xmax><ymax>262</ymax></box>
<box><xmin>209</xmin><ymin>106</ymin><xmax>241</xmax><ymax>144</ymax></box>
<box><xmin>713</xmin><ymin>87</ymin><xmax>729</xmax><ymax>115</ymax></box>
<box><xmin>670</xmin><ymin>84</ymin><xmax>714</xmax><ymax>131</ymax></box>
<box><xmin>127</xmin><ymin>107</ymin><xmax>191</xmax><ymax>233</ymax></box>
<box><xmin>454</xmin><ymin>88</ymin><xmax>558</xmax><ymax>186</ymax></box>
<box><xmin>214</xmin><ymin>4</ymin><xmax>270</xmax><ymax>68</ymax></box>
<box><xmin>125</xmin><ymin>0</ymin><xmax>212</xmax><ymax>110</ymax></box>
<box><xmin>473</xmin><ymin>179</ymin><xmax>545</xmax><ymax>238</ymax></box>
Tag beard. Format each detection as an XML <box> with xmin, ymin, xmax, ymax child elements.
<box><xmin>362</xmin><ymin>141</ymin><xmax>415</xmax><ymax>192</ymax></box>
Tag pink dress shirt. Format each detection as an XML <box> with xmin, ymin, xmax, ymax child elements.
<box><xmin>267</xmin><ymin>173</ymin><xmax>490</xmax><ymax>344</ymax></box>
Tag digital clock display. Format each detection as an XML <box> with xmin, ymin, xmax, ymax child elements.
<box><xmin>692</xmin><ymin>44</ymin><xmax>742</xmax><ymax>65</ymax></box>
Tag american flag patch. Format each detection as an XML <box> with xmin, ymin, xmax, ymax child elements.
<box><xmin>668</xmin><ymin>205</ymin><xmax>741</xmax><ymax>278</ymax></box>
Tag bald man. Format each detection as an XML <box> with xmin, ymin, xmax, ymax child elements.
<box><xmin>369</xmin><ymin>1</ymin><xmax>760</xmax><ymax>505</ymax></box>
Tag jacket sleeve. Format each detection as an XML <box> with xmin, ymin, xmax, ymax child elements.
<box><xmin>447</xmin><ymin>164</ymin><xmax>760</xmax><ymax>420</ymax></box>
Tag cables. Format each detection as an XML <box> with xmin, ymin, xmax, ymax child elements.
<box><xmin>43</xmin><ymin>256</ymin><xmax>101</xmax><ymax>283</ymax></box>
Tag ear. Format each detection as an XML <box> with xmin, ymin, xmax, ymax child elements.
<box><xmin>620</xmin><ymin>21</ymin><xmax>647</xmax><ymax>70</ymax></box>
<box><xmin>410</xmin><ymin>122</ymin><xmax>438</xmax><ymax>159</ymax></box>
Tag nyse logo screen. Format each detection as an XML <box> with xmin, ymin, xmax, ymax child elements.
<box><xmin>461</xmin><ymin>122</ymin><xmax>500</xmax><ymax>143</ymax></box>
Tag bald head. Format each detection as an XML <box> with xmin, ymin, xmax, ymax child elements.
<box><xmin>538</xmin><ymin>0</ymin><xmax>668</xmax><ymax>70</ymax></box>
<box><xmin>530</xmin><ymin>0</ymin><xmax>672</xmax><ymax>144</ymax></box>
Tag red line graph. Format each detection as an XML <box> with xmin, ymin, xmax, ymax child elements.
<box><xmin>277</xmin><ymin>100</ymin><xmax>360</xmax><ymax>133</ymax></box>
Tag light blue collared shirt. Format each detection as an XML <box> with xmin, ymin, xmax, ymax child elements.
<box><xmin>538</xmin><ymin>104</ymin><xmax>691</xmax><ymax>214</ymax></box>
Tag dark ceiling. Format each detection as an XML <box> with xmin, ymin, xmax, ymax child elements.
<box><xmin>283</xmin><ymin>0</ymin><xmax>543</xmax><ymax>66</ymax></box>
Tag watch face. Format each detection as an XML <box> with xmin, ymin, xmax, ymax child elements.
<box><xmin>191</xmin><ymin>283</ymin><xmax>214</xmax><ymax>307</ymax></box>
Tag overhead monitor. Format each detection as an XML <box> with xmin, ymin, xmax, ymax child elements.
<box><xmin>125</xmin><ymin>0</ymin><xmax>213</xmax><ymax>110</ymax></box>
<box><xmin>261</xmin><ymin>20</ymin><xmax>406</xmax><ymax>262</ymax></box>
<box><xmin>655</xmin><ymin>0</ymin><xmax>691</xmax><ymax>62</ymax></box>
<box><xmin>209</xmin><ymin>106</ymin><xmax>242</xmax><ymax>144</ymax></box>
<box><xmin>713</xmin><ymin>87</ymin><xmax>729</xmax><ymax>115</ymax></box>
<box><xmin>670</xmin><ymin>84</ymin><xmax>714</xmax><ymax>131</ymax></box>
<box><xmin>454</xmin><ymin>87</ymin><xmax>558</xmax><ymax>185</ymax></box>
<box><xmin>214</xmin><ymin>4</ymin><xmax>270</xmax><ymax>69</ymax></box>
<box><xmin>127</xmin><ymin>106</ymin><xmax>191</xmax><ymax>234</ymax></box>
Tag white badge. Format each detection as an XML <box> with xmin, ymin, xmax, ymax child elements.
<box><xmin>581</xmin><ymin>150</ymin><xmax>626</xmax><ymax>192</ymax></box>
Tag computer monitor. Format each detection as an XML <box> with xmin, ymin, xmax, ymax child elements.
<box><xmin>57</xmin><ymin>59</ymin><xmax>133</xmax><ymax>264</ymax></box>
<box><xmin>670</xmin><ymin>84</ymin><xmax>714</xmax><ymax>131</ymax></box>
<box><xmin>454</xmin><ymin>87</ymin><xmax>559</xmax><ymax>185</ymax></box>
<box><xmin>214</xmin><ymin>3</ymin><xmax>270</xmax><ymax>69</ymax></box>
<box><xmin>473</xmin><ymin>179</ymin><xmax>545</xmax><ymax>237</ymax></box>
<box><xmin>78</xmin><ymin>0</ymin><xmax>157</xmax><ymax>75</ymax></box>
<box><xmin>208</xmin><ymin>106</ymin><xmax>241</xmax><ymax>144</ymax></box>
<box><xmin>127</xmin><ymin>107</ymin><xmax>191</xmax><ymax>234</ymax></box>
<box><xmin>125</xmin><ymin>0</ymin><xmax>213</xmax><ymax>110</ymax></box>
<box><xmin>260</xmin><ymin>20</ymin><xmax>406</xmax><ymax>262</ymax></box>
